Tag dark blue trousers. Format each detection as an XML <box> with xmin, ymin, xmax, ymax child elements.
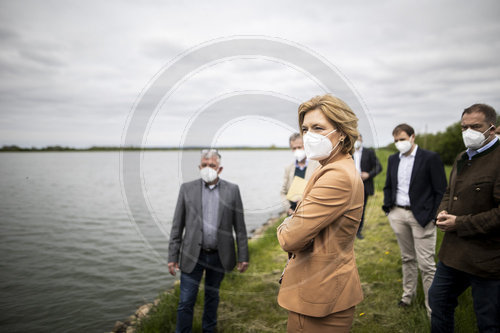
<box><xmin>175</xmin><ymin>252</ymin><xmax>225</xmax><ymax>333</ymax></box>
<box><xmin>429</xmin><ymin>261</ymin><xmax>500</xmax><ymax>333</ymax></box>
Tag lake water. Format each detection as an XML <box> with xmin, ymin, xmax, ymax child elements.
<box><xmin>0</xmin><ymin>150</ymin><xmax>290</xmax><ymax>333</ymax></box>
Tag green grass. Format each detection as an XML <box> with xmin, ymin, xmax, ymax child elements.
<box><xmin>351</xmin><ymin>192</ymin><xmax>476</xmax><ymax>333</ymax></box>
<box><xmin>136</xmin><ymin>149</ymin><xmax>477</xmax><ymax>333</ymax></box>
<box><xmin>136</xmin><ymin>220</ymin><xmax>289</xmax><ymax>333</ymax></box>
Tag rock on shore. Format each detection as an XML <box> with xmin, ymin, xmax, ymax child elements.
<box><xmin>110</xmin><ymin>303</ymin><xmax>154</xmax><ymax>333</ymax></box>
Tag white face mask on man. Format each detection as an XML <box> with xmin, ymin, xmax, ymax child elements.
<box><xmin>293</xmin><ymin>149</ymin><xmax>307</xmax><ymax>161</ymax></box>
<box><xmin>303</xmin><ymin>129</ymin><xmax>339</xmax><ymax>161</ymax></box>
<box><xmin>200</xmin><ymin>167</ymin><xmax>218</xmax><ymax>183</ymax></box>
<box><xmin>354</xmin><ymin>140</ymin><xmax>362</xmax><ymax>150</ymax></box>
<box><xmin>395</xmin><ymin>140</ymin><xmax>412</xmax><ymax>154</ymax></box>
<box><xmin>462</xmin><ymin>125</ymin><xmax>494</xmax><ymax>150</ymax></box>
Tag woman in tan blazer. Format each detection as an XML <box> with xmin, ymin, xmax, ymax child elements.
<box><xmin>277</xmin><ymin>94</ymin><xmax>364</xmax><ymax>332</ymax></box>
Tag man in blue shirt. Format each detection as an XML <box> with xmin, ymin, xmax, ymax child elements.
<box><xmin>429</xmin><ymin>104</ymin><xmax>500</xmax><ymax>332</ymax></box>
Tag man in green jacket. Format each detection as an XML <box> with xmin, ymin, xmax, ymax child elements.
<box><xmin>429</xmin><ymin>103</ymin><xmax>499</xmax><ymax>332</ymax></box>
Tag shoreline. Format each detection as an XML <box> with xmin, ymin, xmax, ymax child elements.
<box><xmin>0</xmin><ymin>146</ymin><xmax>290</xmax><ymax>152</ymax></box>
<box><xmin>108</xmin><ymin>215</ymin><xmax>284</xmax><ymax>333</ymax></box>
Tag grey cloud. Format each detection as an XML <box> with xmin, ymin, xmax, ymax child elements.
<box><xmin>1</xmin><ymin>0</ymin><xmax>500</xmax><ymax>148</ymax></box>
<box><xmin>0</xmin><ymin>27</ymin><xmax>19</xmax><ymax>40</ymax></box>
<box><xmin>18</xmin><ymin>48</ymin><xmax>67</xmax><ymax>68</ymax></box>
<box><xmin>142</xmin><ymin>39</ymin><xmax>189</xmax><ymax>62</ymax></box>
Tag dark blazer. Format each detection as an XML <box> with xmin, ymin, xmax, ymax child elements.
<box><xmin>383</xmin><ymin>147</ymin><xmax>447</xmax><ymax>227</ymax></box>
<box><xmin>360</xmin><ymin>147</ymin><xmax>382</xmax><ymax>196</ymax></box>
<box><xmin>168</xmin><ymin>178</ymin><xmax>249</xmax><ymax>273</ymax></box>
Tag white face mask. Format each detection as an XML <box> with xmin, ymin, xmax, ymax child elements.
<box><xmin>303</xmin><ymin>129</ymin><xmax>338</xmax><ymax>161</ymax></box>
<box><xmin>200</xmin><ymin>167</ymin><xmax>218</xmax><ymax>183</ymax></box>
<box><xmin>354</xmin><ymin>140</ymin><xmax>362</xmax><ymax>150</ymax></box>
<box><xmin>293</xmin><ymin>149</ymin><xmax>307</xmax><ymax>161</ymax></box>
<box><xmin>462</xmin><ymin>126</ymin><xmax>493</xmax><ymax>150</ymax></box>
<box><xmin>395</xmin><ymin>140</ymin><xmax>412</xmax><ymax>154</ymax></box>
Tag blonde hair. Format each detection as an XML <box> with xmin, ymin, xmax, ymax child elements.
<box><xmin>298</xmin><ymin>94</ymin><xmax>359</xmax><ymax>155</ymax></box>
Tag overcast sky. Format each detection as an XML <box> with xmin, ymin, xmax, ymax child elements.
<box><xmin>1</xmin><ymin>0</ymin><xmax>499</xmax><ymax>148</ymax></box>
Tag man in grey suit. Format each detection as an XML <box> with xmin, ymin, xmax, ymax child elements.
<box><xmin>168</xmin><ymin>149</ymin><xmax>249</xmax><ymax>333</ymax></box>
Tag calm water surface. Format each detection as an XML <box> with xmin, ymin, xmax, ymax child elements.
<box><xmin>0</xmin><ymin>150</ymin><xmax>290</xmax><ymax>332</ymax></box>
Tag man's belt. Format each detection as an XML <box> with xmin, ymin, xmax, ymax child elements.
<box><xmin>396</xmin><ymin>205</ymin><xmax>411</xmax><ymax>210</ymax></box>
<box><xmin>202</xmin><ymin>248</ymin><xmax>218</xmax><ymax>253</ymax></box>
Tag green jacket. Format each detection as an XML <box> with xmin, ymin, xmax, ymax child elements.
<box><xmin>438</xmin><ymin>139</ymin><xmax>500</xmax><ymax>278</ymax></box>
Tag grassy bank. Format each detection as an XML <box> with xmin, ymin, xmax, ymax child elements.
<box><xmin>136</xmin><ymin>218</ymin><xmax>289</xmax><ymax>333</ymax></box>
<box><xmin>136</xmin><ymin>149</ymin><xmax>477</xmax><ymax>333</ymax></box>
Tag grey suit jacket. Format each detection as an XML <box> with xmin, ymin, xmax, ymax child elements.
<box><xmin>168</xmin><ymin>178</ymin><xmax>249</xmax><ymax>273</ymax></box>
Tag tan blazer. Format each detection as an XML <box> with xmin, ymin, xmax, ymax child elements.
<box><xmin>277</xmin><ymin>152</ymin><xmax>364</xmax><ymax>317</ymax></box>
<box><xmin>280</xmin><ymin>159</ymin><xmax>320</xmax><ymax>211</ymax></box>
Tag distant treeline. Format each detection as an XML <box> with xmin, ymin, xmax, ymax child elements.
<box><xmin>385</xmin><ymin>115</ymin><xmax>499</xmax><ymax>165</ymax></box>
<box><xmin>1</xmin><ymin>145</ymin><xmax>79</xmax><ymax>151</ymax></box>
<box><xmin>4</xmin><ymin>115</ymin><xmax>499</xmax><ymax>161</ymax></box>
<box><xmin>0</xmin><ymin>145</ymin><xmax>289</xmax><ymax>152</ymax></box>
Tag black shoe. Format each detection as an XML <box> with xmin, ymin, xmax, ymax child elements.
<box><xmin>356</xmin><ymin>233</ymin><xmax>364</xmax><ymax>239</ymax></box>
<box><xmin>398</xmin><ymin>300</ymin><xmax>410</xmax><ymax>308</ymax></box>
